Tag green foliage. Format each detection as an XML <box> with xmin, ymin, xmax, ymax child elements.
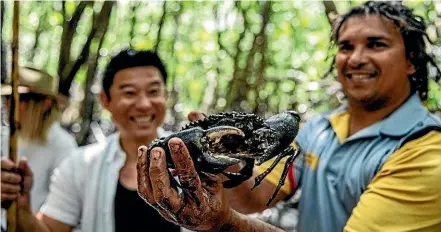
<box><xmin>1</xmin><ymin>0</ymin><xmax>440</xmax><ymax>128</ymax></box>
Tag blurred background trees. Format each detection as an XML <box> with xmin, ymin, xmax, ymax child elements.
<box><xmin>1</xmin><ymin>0</ymin><xmax>440</xmax><ymax>145</ymax></box>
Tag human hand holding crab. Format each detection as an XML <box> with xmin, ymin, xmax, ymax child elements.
<box><xmin>137</xmin><ymin>111</ymin><xmax>301</xmax><ymax>231</ymax></box>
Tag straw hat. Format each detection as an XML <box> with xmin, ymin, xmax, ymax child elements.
<box><xmin>0</xmin><ymin>66</ymin><xmax>67</xmax><ymax>108</ymax></box>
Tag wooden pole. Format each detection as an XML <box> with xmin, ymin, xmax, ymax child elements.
<box><xmin>7</xmin><ymin>1</ymin><xmax>20</xmax><ymax>231</ymax></box>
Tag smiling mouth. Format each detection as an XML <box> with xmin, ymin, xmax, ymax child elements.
<box><xmin>346</xmin><ymin>72</ymin><xmax>378</xmax><ymax>80</ymax></box>
<box><xmin>131</xmin><ymin>115</ymin><xmax>155</xmax><ymax>124</ymax></box>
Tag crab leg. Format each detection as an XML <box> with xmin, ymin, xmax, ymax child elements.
<box><xmin>252</xmin><ymin>146</ymin><xmax>296</xmax><ymax>190</ymax></box>
<box><xmin>265</xmin><ymin>147</ymin><xmax>301</xmax><ymax>206</ymax></box>
<box><xmin>251</xmin><ymin>146</ymin><xmax>302</xmax><ymax>206</ymax></box>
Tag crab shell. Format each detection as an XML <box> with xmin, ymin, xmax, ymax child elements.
<box><xmin>146</xmin><ymin>110</ymin><xmax>300</xmax><ymax>175</ymax></box>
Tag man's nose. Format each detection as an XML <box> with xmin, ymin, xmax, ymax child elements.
<box><xmin>136</xmin><ymin>95</ymin><xmax>153</xmax><ymax>109</ymax></box>
<box><xmin>347</xmin><ymin>47</ymin><xmax>368</xmax><ymax>68</ymax></box>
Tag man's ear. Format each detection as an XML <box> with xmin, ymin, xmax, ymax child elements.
<box><xmin>407</xmin><ymin>52</ymin><xmax>416</xmax><ymax>75</ymax></box>
<box><xmin>407</xmin><ymin>61</ymin><xmax>416</xmax><ymax>76</ymax></box>
<box><xmin>100</xmin><ymin>91</ymin><xmax>110</xmax><ymax>110</ymax></box>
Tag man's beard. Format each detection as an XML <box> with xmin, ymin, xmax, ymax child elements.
<box><xmin>358</xmin><ymin>95</ymin><xmax>388</xmax><ymax>112</ymax></box>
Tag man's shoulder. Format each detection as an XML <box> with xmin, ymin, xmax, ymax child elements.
<box><xmin>395</xmin><ymin>112</ymin><xmax>441</xmax><ymax>150</ymax></box>
<box><xmin>47</xmin><ymin>122</ymin><xmax>78</xmax><ymax>148</ymax></box>
<box><xmin>410</xmin><ymin>110</ymin><xmax>441</xmax><ymax>137</ymax></box>
<box><xmin>300</xmin><ymin>110</ymin><xmax>334</xmax><ymax>131</ymax></box>
<box><xmin>70</xmin><ymin>133</ymin><xmax>117</xmax><ymax>165</ymax></box>
<box><xmin>424</xmin><ymin>111</ymin><xmax>441</xmax><ymax>125</ymax></box>
<box><xmin>402</xmin><ymin>124</ymin><xmax>441</xmax><ymax>149</ymax></box>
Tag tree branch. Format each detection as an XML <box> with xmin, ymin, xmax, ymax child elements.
<box><xmin>322</xmin><ymin>0</ymin><xmax>338</xmax><ymax>27</ymax></box>
<box><xmin>58</xmin><ymin>1</ymin><xmax>92</xmax><ymax>78</ymax></box>
<box><xmin>129</xmin><ymin>2</ymin><xmax>138</xmax><ymax>46</ymax></box>
<box><xmin>61</xmin><ymin>0</ymin><xmax>66</xmax><ymax>18</ymax></box>
<box><xmin>209</xmin><ymin>1</ymin><xmax>229</xmax><ymax>110</ymax></box>
<box><xmin>165</xmin><ymin>3</ymin><xmax>184</xmax><ymax>131</ymax></box>
<box><xmin>77</xmin><ymin>4</ymin><xmax>112</xmax><ymax>145</ymax></box>
<box><xmin>253</xmin><ymin>1</ymin><xmax>272</xmax><ymax>114</ymax></box>
<box><xmin>434</xmin><ymin>2</ymin><xmax>441</xmax><ymax>38</ymax></box>
<box><xmin>153</xmin><ymin>1</ymin><xmax>167</xmax><ymax>52</ymax></box>
<box><xmin>226</xmin><ymin>1</ymin><xmax>271</xmax><ymax>111</ymax></box>
<box><xmin>224</xmin><ymin>2</ymin><xmax>250</xmax><ymax>110</ymax></box>
<box><xmin>28</xmin><ymin>2</ymin><xmax>48</xmax><ymax>63</ymax></box>
<box><xmin>59</xmin><ymin>1</ymin><xmax>115</xmax><ymax>96</ymax></box>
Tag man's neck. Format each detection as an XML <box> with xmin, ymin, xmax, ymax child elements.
<box><xmin>119</xmin><ymin>134</ymin><xmax>157</xmax><ymax>164</ymax></box>
<box><xmin>348</xmin><ymin>95</ymin><xmax>410</xmax><ymax>136</ymax></box>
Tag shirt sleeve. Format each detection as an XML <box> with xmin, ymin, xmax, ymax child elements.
<box><xmin>254</xmin><ymin>119</ymin><xmax>311</xmax><ymax>195</ymax></box>
<box><xmin>50</xmin><ymin>133</ymin><xmax>78</xmax><ymax>172</ymax></box>
<box><xmin>47</xmin><ymin>123</ymin><xmax>78</xmax><ymax>172</ymax></box>
<box><xmin>39</xmin><ymin>152</ymin><xmax>83</xmax><ymax>227</ymax></box>
<box><xmin>344</xmin><ymin>131</ymin><xmax>441</xmax><ymax>232</ymax></box>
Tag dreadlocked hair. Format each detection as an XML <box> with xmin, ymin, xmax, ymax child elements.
<box><xmin>325</xmin><ymin>1</ymin><xmax>441</xmax><ymax>100</ymax></box>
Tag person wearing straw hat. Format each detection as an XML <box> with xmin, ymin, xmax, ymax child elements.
<box><xmin>0</xmin><ymin>66</ymin><xmax>77</xmax><ymax>213</ymax></box>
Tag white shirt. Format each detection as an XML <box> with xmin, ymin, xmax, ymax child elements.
<box><xmin>40</xmin><ymin>129</ymin><xmax>175</xmax><ymax>232</ymax></box>
<box><xmin>1</xmin><ymin>122</ymin><xmax>77</xmax><ymax>212</ymax></box>
<box><xmin>21</xmin><ymin>123</ymin><xmax>78</xmax><ymax>212</ymax></box>
<box><xmin>1</xmin><ymin>122</ymin><xmax>77</xmax><ymax>229</ymax></box>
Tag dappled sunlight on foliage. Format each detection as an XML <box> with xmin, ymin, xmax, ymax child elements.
<box><xmin>1</xmin><ymin>1</ymin><xmax>440</xmax><ymax>144</ymax></box>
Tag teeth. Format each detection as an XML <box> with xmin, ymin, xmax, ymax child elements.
<box><xmin>134</xmin><ymin>116</ymin><xmax>152</xmax><ymax>123</ymax></box>
<box><xmin>349</xmin><ymin>74</ymin><xmax>371</xmax><ymax>80</ymax></box>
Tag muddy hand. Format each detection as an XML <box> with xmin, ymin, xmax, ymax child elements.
<box><xmin>137</xmin><ymin>138</ymin><xmax>230</xmax><ymax>231</ymax></box>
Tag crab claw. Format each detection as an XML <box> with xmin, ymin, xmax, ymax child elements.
<box><xmin>205</xmin><ymin>126</ymin><xmax>245</xmax><ymax>148</ymax></box>
<box><xmin>205</xmin><ymin>126</ymin><xmax>245</xmax><ymax>153</ymax></box>
<box><xmin>200</xmin><ymin>126</ymin><xmax>246</xmax><ymax>168</ymax></box>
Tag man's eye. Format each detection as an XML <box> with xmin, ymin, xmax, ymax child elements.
<box><xmin>148</xmin><ymin>89</ymin><xmax>162</xmax><ymax>96</ymax></box>
<box><xmin>338</xmin><ymin>44</ymin><xmax>352</xmax><ymax>51</ymax></box>
<box><xmin>368</xmin><ymin>41</ymin><xmax>387</xmax><ymax>48</ymax></box>
<box><xmin>123</xmin><ymin>91</ymin><xmax>136</xmax><ymax>96</ymax></box>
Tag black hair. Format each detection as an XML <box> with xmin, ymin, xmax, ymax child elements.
<box><xmin>326</xmin><ymin>1</ymin><xmax>441</xmax><ymax>100</ymax></box>
<box><xmin>102</xmin><ymin>49</ymin><xmax>168</xmax><ymax>99</ymax></box>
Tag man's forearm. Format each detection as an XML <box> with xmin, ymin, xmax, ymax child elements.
<box><xmin>223</xmin><ymin>163</ymin><xmax>290</xmax><ymax>214</ymax></box>
<box><xmin>17</xmin><ymin>210</ymin><xmax>50</xmax><ymax>232</ymax></box>
<box><xmin>225</xmin><ymin>181</ymin><xmax>262</xmax><ymax>214</ymax></box>
<box><xmin>215</xmin><ymin>209</ymin><xmax>284</xmax><ymax>232</ymax></box>
<box><xmin>226</xmin><ymin>178</ymin><xmax>288</xmax><ymax>214</ymax></box>
<box><xmin>223</xmin><ymin>164</ymin><xmax>268</xmax><ymax>214</ymax></box>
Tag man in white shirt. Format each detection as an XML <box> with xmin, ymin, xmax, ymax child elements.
<box><xmin>1</xmin><ymin>49</ymin><xmax>181</xmax><ymax>232</ymax></box>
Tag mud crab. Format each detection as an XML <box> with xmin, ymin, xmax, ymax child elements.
<box><xmin>146</xmin><ymin>111</ymin><xmax>301</xmax><ymax>205</ymax></box>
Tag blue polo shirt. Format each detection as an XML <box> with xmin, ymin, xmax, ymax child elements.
<box><xmin>257</xmin><ymin>94</ymin><xmax>441</xmax><ymax>231</ymax></box>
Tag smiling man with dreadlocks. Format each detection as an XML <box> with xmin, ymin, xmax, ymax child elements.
<box><xmin>135</xmin><ymin>1</ymin><xmax>441</xmax><ymax>232</ymax></box>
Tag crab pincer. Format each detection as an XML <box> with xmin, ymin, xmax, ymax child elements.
<box><xmin>147</xmin><ymin>126</ymin><xmax>246</xmax><ymax>174</ymax></box>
